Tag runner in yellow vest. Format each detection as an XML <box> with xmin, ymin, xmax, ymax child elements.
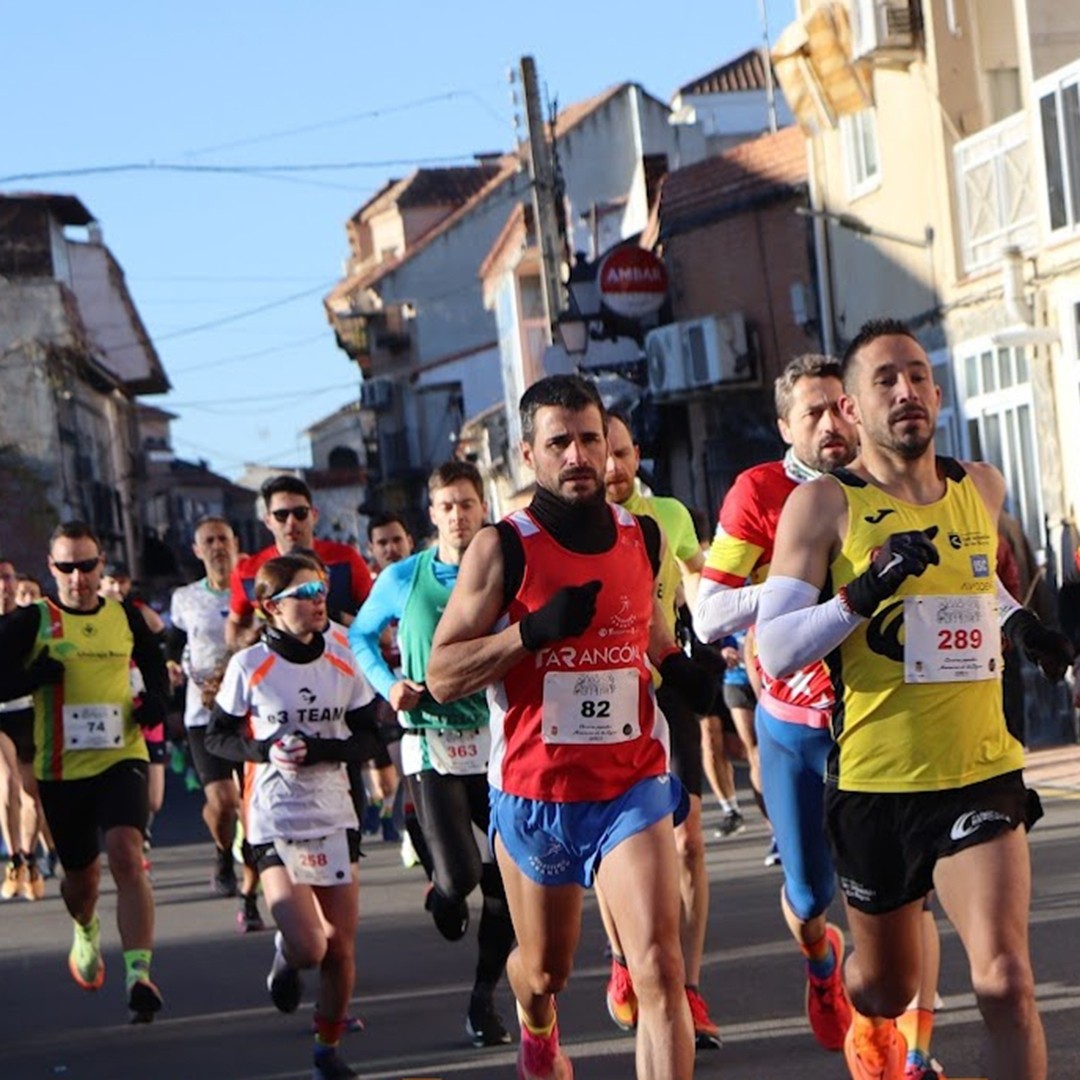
<box><xmin>0</xmin><ymin>522</ymin><xmax>170</xmax><ymax>1023</ymax></box>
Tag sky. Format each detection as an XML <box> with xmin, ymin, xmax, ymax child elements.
<box><xmin>2</xmin><ymin>1</ymin><xmax>795</xmax><ymax>480</ymax></box>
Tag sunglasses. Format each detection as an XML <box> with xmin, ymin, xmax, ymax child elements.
<box><xmin>269</xmin><ymin>506</ymin><xmax>311</xmax><ymax>523</ymax></box>
<box><xmin>271</xmin><ymin>580</ymin><xmax>328</xmax><ymax>602</ymax></box>
<box><xmin>52</xmin><ymin>557</ymin><xmax>101</xmax><ymax>574</ymax></box>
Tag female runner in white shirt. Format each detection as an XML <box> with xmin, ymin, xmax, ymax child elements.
<box><xmin>207</xmin><ymin>553</ymin><xmax>380</xmax><ymax>1080</ymax></box>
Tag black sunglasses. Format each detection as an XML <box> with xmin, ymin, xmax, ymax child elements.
<box><xmin>52</xmin><ymin>557</ymin><xmax>101</xmax><ymax>574</ymax></box>
<box><xmin>270</xmin><ymin>506</ymin><xmax>311</xmax><ymax>523</ymax></box>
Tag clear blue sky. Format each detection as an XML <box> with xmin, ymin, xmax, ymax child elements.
<box><xmin>2</xmin><ymin>1</ymin><xmax>794</xmax><ymax>479</ymax></box>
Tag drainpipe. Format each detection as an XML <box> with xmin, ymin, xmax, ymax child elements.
<box><xmin>806</xmin><ymin>138</ymin><xmax>836</xmax><ymax>355</ymax></box>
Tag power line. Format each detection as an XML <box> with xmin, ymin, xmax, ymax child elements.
<box><xmin>167</xmin><ymin>381</ymin><xmax>356</xmax><ymax>409</ymax></box>
<box><xmin>168</xmin><ymin>333</ymin><xmax>329</xmax><ymax>375</ymax></box>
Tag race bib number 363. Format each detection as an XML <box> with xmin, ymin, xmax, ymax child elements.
<box><xmin>541</xmin><ymin>668</ymin><xmax>640</xmax><ymax>744</ymax></box>
<box><xmin>903</xmin><ymin>594</ymin><xmax>1000</xmax><ymax>683</ymax></box>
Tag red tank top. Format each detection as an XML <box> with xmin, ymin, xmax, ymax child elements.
<box><xmin>488</xmin><ymin>504</ymin><xmax>669</xmax><ymax>802</ymax></box>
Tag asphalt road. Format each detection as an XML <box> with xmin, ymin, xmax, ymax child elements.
<box><xmin>2</xmin><ymin>774</ymin><xmax>1079</xmax><ymax>1080</ymax></box>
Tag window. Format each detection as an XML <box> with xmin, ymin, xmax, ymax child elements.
<box><xmin>958</xmin><ymin>342</ymin><xmax>1043</xmax><ymax>545</ymax></box>
<box><xmin>840</xmin><ymin>108</ymin><xmax>881</xmax><ymax>198</ymax></box>
<box><xmin>1037</xmin><ymin>63</ymin><xmax>1080</xmax><ymax>232</ymax></box>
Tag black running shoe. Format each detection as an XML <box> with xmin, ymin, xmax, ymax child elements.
<box><xmin>237</xmin><ymin>892</ymin><xmax>265</xmax><ymax>934</ymax></box>
<box><xmin>312</xmin><ymin>1046</ymin><xmax>358</xmax><ymax>1079</ymax></box>
<box><xmin>466</xmin><ymin>991</ymin><xmax>512</xmax><ymax>1047</ymax></box>
<box><xmin>128</xmin><ymin>979</ymin><xmax>164</xmax><ymax>1024</ymax></box>
<box><xmin>424</xmin><ymin>884</ymin><xmax>469</xmax><ymax>941</ymax></box>
<box><xmin>266</xmin><ymin>931</ymin><xmax>303</xmax><ymax>1013</ymax></box>
<box><xmin>212</xmin><ymin>849</ymin><xmax>238</xmax><ymax>897</ymax></box>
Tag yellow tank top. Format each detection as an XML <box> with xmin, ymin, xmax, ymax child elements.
<box><xmin>827</xmin><ymin>458</ymin><xmax>1022</xmax><ymax>793</ymax></box>
<box><xmin>32</xmin><ymin>599</ymin><xmax>147</xmax><ymax>782</ymax></box>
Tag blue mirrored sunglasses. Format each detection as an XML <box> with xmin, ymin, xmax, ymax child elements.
<box><xmin>271</xmin><ymin>580</ymin><xmax>328</xmax><ymax>602</ymax></box>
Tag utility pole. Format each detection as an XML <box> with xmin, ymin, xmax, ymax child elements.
<box><xmin>758</xmin><ymin>0</ymin><xmax>778</xmax><ymax>133</ymax></box>
<box><xmin>519</xmin><ymin>55</ymin><xmax>565</xmax><ymax>344</ymax></box>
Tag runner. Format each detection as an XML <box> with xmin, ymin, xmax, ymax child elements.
<box><xmin>757</xmin><ymin>319</ymin><xmax>1075</xmax><ymax>1080</ymax></box>
<box><xmin>0</xmin><ymin>556</ymin><xmax>44</xmax><ymax>901</ymax></box>
<box><xmin>226</xmin><ymin>475</ymin><xmax>371</xmax><ymax>650</ymax></box>
<box><xmin>167</xmin><ymin>516</ymin><xmax>264</xmax><ymax>931</ymax></box>
<box><xmin>350</xmin><ymin>462</ymin><xmax>515</xmax><ymax>1048</ymax></box>
<box><xmin>0</xmin><ymin>522</ymin><xmax>169</xmax><ymax>1022</ymax></box>
<box><xmin>207</xmin><ymin>553</ymin><xmax>382</xmax><ymax>1080</ymax></box>
<box><xmin>599</xmin><ymin>410</ymin><xmax>721</xmax><ymax>1048</ymax></box>
<box><xmin>427</xmin><ymin>375</ymin><xmax>714</xmax><ymax>1080</ymax></box>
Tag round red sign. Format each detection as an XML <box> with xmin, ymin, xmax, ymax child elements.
<box><xmin>597</xmin><ymin>247</ymin><xmax>668</xmax><ymax>318</ymax></box>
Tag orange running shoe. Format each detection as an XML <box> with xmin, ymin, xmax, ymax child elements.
<box><xmin>605</xmin><ymin>957</ymin><xmax>638</xmax><ymax>1031</ymax></box>
<box><xmin>686</xmin><ymin>986</ymin><xmax>722</xmax><ymax>1049</ymax></box>
<box><xmin>844</xmin><ymin>1014</ymin><xmax>907</xmax><ymax>1080</ymax></box>
<box><xmin>806</xmin><ymin>923</ymin><xmax>853</xmax><ymax>1051</ymax></box>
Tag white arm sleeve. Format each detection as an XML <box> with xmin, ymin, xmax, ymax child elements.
<box><xmin>756</xmin><ymin>576</ymin><xmax>864</xmax><ymax>679</ymax></box>
<box><xmin>692</xmin><ymin>577</ymin><xmax>762</xmax><ymax>641</ymax></box>
<box><xmin>996</xmin><ymin>575</ymin><xmax>1023</xmax><ymax>625</ymax></box>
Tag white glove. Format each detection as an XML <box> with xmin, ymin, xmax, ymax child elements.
<box><xmin>269</xmin><ymin>732</ymin><xmax>307</xmax><ymax>773</ymax></box>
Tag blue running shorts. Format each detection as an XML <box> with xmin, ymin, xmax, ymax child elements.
<box><xmin>756</xmin><ymin>701</ymin><xmax>836</xmax><ymax>920</ymax></box>
<box><xmin>489</xmin><ymin>773</ymin><xmax>686</xmax><ymax>888</ymax></box>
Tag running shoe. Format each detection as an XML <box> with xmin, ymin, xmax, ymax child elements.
<box><xmin>763</xmin><ymin>837</ymin><xmax>782</xmax><ymax>867</ymax></box>
<box><xmin>516</xmin><ymin>1021</ymin><xmax>573</xmax><ymax>1080</ymax></box>
<box><xmin>466</xmin><ymin>991</ymin><xmax>512</xmax><ymax>1047</ymax></box>
<box><xmin>605</xmin><ymin>958</ymin><xmax>638</xmax><ymax>1031</ymax></box>
<box><xmin>805</xmin><ymin>924</ymin><xmax>852</xmax><ymax>1052</ymax></box>
<box><xmin>312</xmin><ymin>1045</ymin><xmax>358</xmax><ymax>1079</ymax></box>
<box><xmin>844</xmin><ymin>1015</ymin><xmax>906</xmax><ymax>1080</ymax></box>
<box><xmin>424</xmin><ymin>883</ymin><xmax>469</xmax><ymax>941</ymax></box>
<box><xmin>23</xmin><ymin>861</ymin><xmax>45</xmax><ymax>901</ymax></box>
<box><xmin>714</xmin><ymin>809</ymin><xmax>746</xmax><ymax>838</ymax></box>
<box><xmin>128</xmin><ymin>978</ymin><xmax>164</xmax><ymax>1024</ymax></box>
<box><xmin>212</xmin><ymin>848</ymin><xmax>238</xmax><ymax>897</ymax></box>
<box><xmin>68</xmin><ymin>916</ymin><xmax>105</xmax><ymax>991</ymax></box>
<box><xmin>1</xmin><ymin>861</ymin><xmax>25</xmax><ymax>900</ymax></box>
<box><xmin>400</xmin><ymin>832</ymin><xmax>421</xmax><ymax>869</ymax></box>
<box><xmin>686</xmin><ymin>986</ymin><xmax>722</xmax><ymax>1049</ymax></box>
<box><xmin>237</xmin><ymin>892</ymin><xmax>265</xmax><ymax>933</ymax></box>
<box><xmin>902</xmin><ymin>1053</ymin><xmax>947</xmax><ymax>1079</ymax></box>
<box><xmin>380</xmin><ymin>816</ymin><xmax>400</xmax><ymax>843</ymax></box>
<box><xmin>267</xmin><ymin>931</ymin><xmax>303</xmax><ymax>1013</ymax></box>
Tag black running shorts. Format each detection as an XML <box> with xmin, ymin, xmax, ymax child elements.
<box><xmin>39</xmin><ymin>759</ymin><xmax>150</xmax><ymax>872</ymax></box>
<box><xmin>187</xmin><ymin>725</ymin><xmax>241</xmax><ymax>786</ymax></box>
<box><xmin>0</xmin><ymin>708</ymin><xmax>34</xmax><ymax>764</ymax></box>
<box><xmin>825</xmin><ymin>769</ymin><xmax>1039</xmax><ymax>914</ymax></box>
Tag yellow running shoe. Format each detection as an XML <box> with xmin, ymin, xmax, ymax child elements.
<box><xmin>68</xmin><ymin>916</ymin><xmax>105</xmax><ymax>991</ymax></box>
<box><xmin>1</xmin><ymin>861</ymin><xmax>26</xmax><ymax>900</ymax></box>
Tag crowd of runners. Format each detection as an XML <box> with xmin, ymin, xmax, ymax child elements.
<box><xmin>0</xmin><ymin>317</ymin><xmax>1076</xmax><ymax>1080</ymax></box>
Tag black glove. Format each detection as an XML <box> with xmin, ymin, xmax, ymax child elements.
<box><xmin>1004</xmin><ymin>609</ymin><xmax>1076</xmax><ymax>682</ymax></box>
<box><xmin>842</xmin><ymin>527</ymin><xmax>941</xmax><ymax>618</ymax></box>
<box><xmin>520</xmin><ymin>580</ymin><xmax>602</xmax><ymax>651</ymax></box>
<box><xmin>133</xmin><ymin>695</ymin><xmax>167</xmax><ymax>729</ymax></box>
<box><xmin>26</xmin><ymin>648</ymin><xmax>64</xmax><ymax>689</ymax></box>
<box><xmin>658</xmin><ymin>651</ymin><xmax>716</xmax><ymax>715</ymax></box>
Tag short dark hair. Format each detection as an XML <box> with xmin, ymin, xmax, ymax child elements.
<box><xmin>841</xmin><ymin>318</ymin><xmax>921</xmax><ymax>387</ymax></box>
<box><xmin>427</xmin><ymin>460</ymin><xmax>484</xmax><ymax>501</ymax></box>
<box><xmin>194</xmin><ymin>514</ymin><xmax>233</xmax><ymax>534</ymax></box>
<box><xmin>774</xmin><ymin>354</ymin><xmax>842</xmax><ymax>420</ymax></box>
<box><xmin>49</xmin><ymin>520</ymin><xmax>101</xmax><ymax>552</ymax></box>
<box><xmin>519</xmin><ymin>374</ymin><xmax>606</xmax><ymax>444</ymax></box>
<box><xmin>16</xmin><ymin>573</ymin><xmax>40</xmax><ymax>588</ymax></box>
<box><xmin>367</xmin><ymin>511</ymin><xmax>411</xmax><ymax>542</ymax></box>
<box><xmin>261</xmin><ymin>474</ymin><xmax>313</xmax><ymax>507</ymax></box>
<box><xmin>605</xmin><ymin>408</ymin><xmax>637</xmax><ymax>443</ymax></box>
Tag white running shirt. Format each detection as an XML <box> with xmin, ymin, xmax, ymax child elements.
<box><xmin>170</xmin><ymin>578</ymin><xmax>232</xmax><ymax>729</ymax></box>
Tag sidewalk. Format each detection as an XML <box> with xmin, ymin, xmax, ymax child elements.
<box><xmin>1024</xmin><ymin>743</ymin><xmax>1080</xmax><ymax>795</ymax></box>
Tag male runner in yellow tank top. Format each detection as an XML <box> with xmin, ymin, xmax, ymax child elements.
<box><xmin>755</xmin><ymin>319</ymin><xmax>1074</xmax><ymax>1080</ymax></box>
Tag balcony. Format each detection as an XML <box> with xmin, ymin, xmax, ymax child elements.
<box><xmin>954</xmin><ymin>112</ymin><xmax>1038</xmax><ymax>275</ymax></box>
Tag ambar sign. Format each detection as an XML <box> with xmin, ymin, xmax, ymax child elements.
<box><xmin>598</xmin><ymin>247</ymin><xmax>668</xmax><ymax>318</ymax></box>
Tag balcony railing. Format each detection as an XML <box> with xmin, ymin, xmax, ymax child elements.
<box><xmin>954</xmin><ymin>111</ymin><xmax>1038</xmax><ymax>274</ymax></box>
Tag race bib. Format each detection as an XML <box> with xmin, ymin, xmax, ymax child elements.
<box><xmin>425</xmin><ymin>727</ymin><xmax>490</xmax><ymax>776</ymax></box>
<box><xmin>63</xmin><ymin>704</ymin><xmax>124</xmax><ymax>751</ymax></box>
<box><xmin>273</xmin><ymin>831</ymin><xmax>352</xmax><ymax>887</ymax></box>
<box><xmin>541</xmin><ymin>668</ymin><xmax>640</xmax><ymax>744</ymax></box>
<box><xmin>903</xmin><ymin>595</ymin><xmax>1000</xmax><ymax>683</ymax></box>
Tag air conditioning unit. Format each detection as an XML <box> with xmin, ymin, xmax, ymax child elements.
<box><xmin>645</xmin><ymin>324</ymin><xmax>688</xmax><ymax>397</ymax></box>
<box><xmin>359</xmin><ymin>378</ymin><xmax>393</xmax><ymax>410</ymax></box>
<box><xmin>681</xmin><ymin>313</ymin><xmax>751</xmax><ymax>390</ymax></box>
<box><xmin>851</xmin><ymin>0</ymin><xmax>920</xmax><ymax>61</ymax></box>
